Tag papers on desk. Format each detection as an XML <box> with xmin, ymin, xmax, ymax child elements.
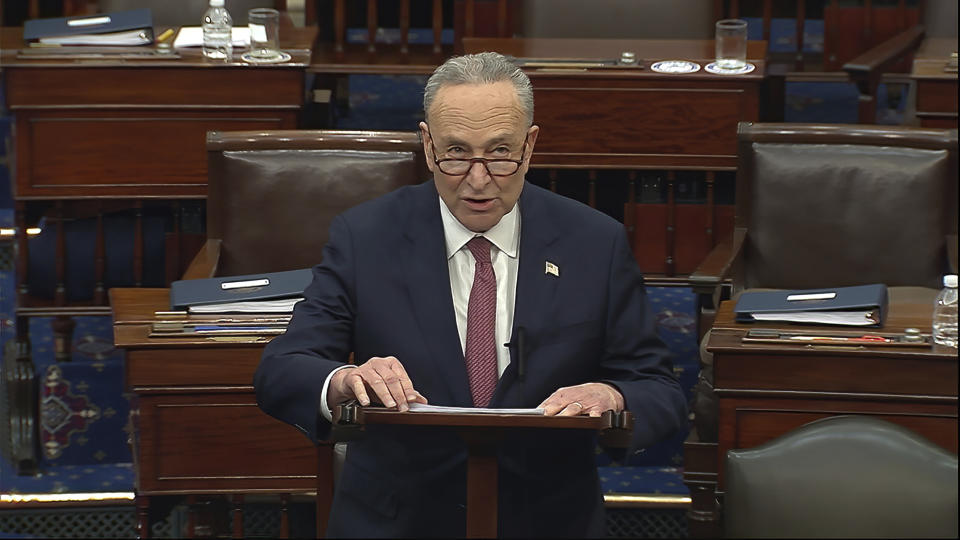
<box><xmin>187</xmin><ymin>297</ymin><xmax>303</xmax><ymax>314</ymax></box>
<box><xmin>408</xmin><ymin>403</ymin><xmax>545</xmax><ymax>415</ymax></box>
<box><xmin>173</xmin><ymin>27</ymin><xmax>251</xmax><ymax>48</ymax></box>
<box><xmin>749</xmin><ymin>310</ymin><xmax>880</xmax><ymax>326</ymax></box>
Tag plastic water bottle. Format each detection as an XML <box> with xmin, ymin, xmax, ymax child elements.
<box><xmin>202</xmin><ymin>0</ymin><xmax>233</xmax><ymax>60</ymax></box>
<box><xmin>932</xmin><ymin>274</ymin><xmax>958</xmax><ymax>347</ymax></box>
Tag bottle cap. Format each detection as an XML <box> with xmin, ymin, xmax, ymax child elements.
<box><xmin>210</xmin><ymin>0</ymin><xmax>225</xmax><ymax>6</ymax></box>
<box><xmin>945</xmin><ymin>274</ymin><xmax>958</xmax><ymax>288</ymax></box>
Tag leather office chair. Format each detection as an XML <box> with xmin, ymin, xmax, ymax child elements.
<box><xmin>690</xmin><ymin>122</ymin><xmax>959</xmax><ymax>441</ymax></box>
<box><xmin>184</xmin><ymin>129</ymin><xmax>428</xmax><ymax>279</ymax></box>
<box><xmin>183</xmin><ymin>129</ymin><xmax>427</xmax><ymax>535</ymax></box>
<box><xmin>724</xmin><ymin>415</ymin><xmax>959</xmax><ymax>538</ymax></box>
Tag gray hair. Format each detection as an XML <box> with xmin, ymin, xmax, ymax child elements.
<box><xmin>423</xmin><ymin>52</ymin><xmax>534</xmax><ymax>126</ymax></box>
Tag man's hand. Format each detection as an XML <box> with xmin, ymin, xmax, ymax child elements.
<box><xmin>537</xmin><ymin>382</ymin><xmax>625</xmax><ymax>417</ymax></box>
<box><xmin>327</xmin><ymin>356</ymin><xmax>428</xmax><ymax>412</ymax></box>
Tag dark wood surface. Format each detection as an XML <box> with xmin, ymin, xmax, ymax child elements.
<box><xmin>685</xmin><ymin>299</ymin><xmax>958</xmax><ymax>538</ymax></box>
<box><xmin>110</xmin><ymin>288</ymin><xmax>322</xmax><ymax>536</ymax></box>
<box><xmin>464</xmin><ymin>38</ymin><xmax>765</xmax><ymax>170</ymax></box>
<box><xmin>1</xmin><ymin>26</ymin><xmax>316</xmax><ymax>199</ymax></box>
<box><xmin>911</xmin><ymin>37</ymin><xmax>959</xmax><ymax>128</ymax></box>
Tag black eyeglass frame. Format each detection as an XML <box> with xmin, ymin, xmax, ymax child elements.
<box><xmin>425</xmin><ymin>127</ymin><xmax>530</xmax><ymax>177</ymax></box>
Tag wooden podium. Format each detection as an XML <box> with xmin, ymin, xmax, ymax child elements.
<box><xmin>333</xmin><ymin>403</ymin><xmax>633</xmax><ymax>538</ymax></box>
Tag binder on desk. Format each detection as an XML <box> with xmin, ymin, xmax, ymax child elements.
<box><xmin>734</xmin><ymin>284</ymin><xmax>889</xmax><ymax>327</ymax></box>
<box><xmin>23</xmin><ymin>9</ymin><xmax>154</xmax><ymax>46</ymax></box>
<box><xmin>170</xmin><ymin>268</ymin><xmax>313</xmax><ymax>312</ymax></box>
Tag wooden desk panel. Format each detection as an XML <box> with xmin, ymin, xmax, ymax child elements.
<box><xmin>911</xmin><ymin>38</ymin><xmax>958</xmax><ymax>128</ymax></box>
<box><xmin>111</xmin><ymin>288</ymin><xmax>323</xmax><ymax>536</ymax></box>
<box><xmin>17</xmin><ymin>110</ymin><xmax>291</xmax><ymax>198</ymax></box>
<box><xmin>137</xmin><ymin>393</ymin><xmax>317</xmax><ymax>495</ymax></box>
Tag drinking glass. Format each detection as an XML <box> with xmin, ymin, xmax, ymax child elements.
<box><xmin>715</xmin><ymin>19</ymin><xmax>748</xmax><ymax>70</ymax></box>
<box><xmin>245</xmin><ymin>8</ymin><xmax>282</xmax><ymax>62</ymax></box>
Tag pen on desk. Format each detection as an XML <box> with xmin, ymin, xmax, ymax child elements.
<box><xmin>155</xmin><ymin>28</ymin><xmax>175</xmax><ymax>43</ymax></box>
<box><xmin>787</xmin><ymin>334</ymin><xmax>891</xmax><ymax>343</ymax></box>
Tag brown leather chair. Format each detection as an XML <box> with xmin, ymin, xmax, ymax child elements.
<box><xmin>724</xmin><ymin>415</ymin><xmax>959</xmax><ymax>538</ymax></box>
<box><xmin>184</xmin><ymin>129</ymin><xmax>429</xmax><ymax>279</ymax></box>
<box><xmin>690</xmin><ymin>122</ymin><xmax>958</xmax><ymax>442</ymax></box>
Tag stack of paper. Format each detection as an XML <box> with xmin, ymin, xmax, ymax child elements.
<box><xmin>734</xmin><ymin>284</ymin><xmax>888</xmax><ymax>327</ymax></box>
<box><xmin>173</xmin><ymin>27</ymin><xmax>251</xmax><ymax>48</ymax></box>
<box><xmin>24</xmin><ymin>9</ymin><xmax>154</xmax><ymax>46</ymax></box>
<box><xmin>187</xmin><ymin>297</ymin><xmax>303</xmax><ymax>314</ymax></box>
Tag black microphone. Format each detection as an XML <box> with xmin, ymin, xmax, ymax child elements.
<box><xmin>505</xmin><ymin>326</ymin><xmax>526</xmax><ymax>381</ymax></box>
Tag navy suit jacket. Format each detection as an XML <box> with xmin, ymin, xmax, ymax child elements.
<box><xmin>255</xmin><ymin>180</ymin><xmax>686</xmax><ymax>537</ymax></box>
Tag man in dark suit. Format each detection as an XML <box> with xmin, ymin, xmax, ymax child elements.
<box><xmin>255</xmin><ymin>52</ymin><xmax>686</xmax><ymax>537</ymax></box>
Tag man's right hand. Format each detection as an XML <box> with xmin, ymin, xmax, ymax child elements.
<box><xmin>327</xmin><ymin>356</ymin><xmax>428</xmax><ymax>412</ymax></box>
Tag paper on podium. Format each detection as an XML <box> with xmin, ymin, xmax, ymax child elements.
<box><xmin>408</xmin><ymin>403</ymin><xmax>544</xmax><ymax>415</ymax></box>
<box><xmin>187</xmin><ymin>297</ymin><xmax>303</xmax><ymax>314</ymax></box>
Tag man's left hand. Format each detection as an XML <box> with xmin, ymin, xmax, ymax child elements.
<box><xmin>538</xmin><ymin>382</ymin><xmax>625</xmax><ymax>417</ymax></box>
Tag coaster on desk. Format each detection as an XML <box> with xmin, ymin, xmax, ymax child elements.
<box><xmin>650</xmin><ymin>60</ymin><xmax>700</xmax><ymax>74</ymax></box>
<box><xmin>704</xmin><ymin>62</ymin><xmax>756</xmax><ymax>75</ymax></box>
<box><xmin>241</xmin><ymin>51</ymin><xmax>292</xmax><ymax>64</ymax></box>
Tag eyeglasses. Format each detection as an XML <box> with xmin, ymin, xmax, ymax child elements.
<box><xmin>427</xmin><ymin>131</ymin><xmax>528</xmax><ymax>177</ymax></box>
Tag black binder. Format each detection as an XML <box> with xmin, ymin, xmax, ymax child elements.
<box><xmin>734</xmin><ymin>284</ymin><xmax>889</xmax><ymax>327</ymax></box>
<box><xmin>170</xmin><ymin>269</ymin><xmax>314</xmax><ymax>310</ymax></box>
<box><xmin>23</xmin><ymin>9</ymin><xmax>154</xmax><ymax>45</ymax></box>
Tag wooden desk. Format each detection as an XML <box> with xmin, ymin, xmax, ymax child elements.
<box><xmin>684</xmin><ymin>300</ymin><xmax>958</xmax><ymax>537</ymax></box>
<box><xmin>110</xmin><ymin>288</ymin><xmax>323</xmax><ymax>538</ymax></box>
<box><xmin>911</xmin><ymin>37</ymin><xmax>958</xmax><ymax>128</ymax></box>
<box><xmin>462</xmin><ymin>38</ymin><xmax>766</xmax><ymax>278</ymax></box>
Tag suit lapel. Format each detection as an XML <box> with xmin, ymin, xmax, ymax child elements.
<box><xmin>401</xmin><ymin>183</ymin><xmax>473</xmax><ymax>407</ymax></box>
<box><xmin>490</xmin><ymin>184</ymin><xmax>562</xmax><ymax>407</ymax></box>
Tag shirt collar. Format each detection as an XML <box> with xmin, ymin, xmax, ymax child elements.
<box><xmin>439</xmin><ymin>196</ymin><xmax>520</xmax><ymax>260</ymax></box>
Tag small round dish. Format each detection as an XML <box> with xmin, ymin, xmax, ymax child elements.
<box><xmin>240</xmin><ymin>51</ymin><xmax>292</xmax><ymax>64</ymax></box>
<box><xmin>650</xmin><ymin>60</ymin><xmax>701</xmax><ymax>74</ymax></box>
<box><xmin>704</xmin><ymin>62</ymin><xmax>756</xmax><ymax>75</ymax></box>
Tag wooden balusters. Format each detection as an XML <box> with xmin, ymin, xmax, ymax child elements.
<box><xmin>366</xmin><ymin>0</ymin><xmax>378</xmax><ymax>53</ymax></box>
<box><xmin>94</xmin><ymin>204</ymin><xmax>105</xmax><ymax>305</ymax></box>
<box><xmin>55</xmin><ymin>201</ymin><xmax>66</xmax><ymax>305</ymax></box>
<box><xmin>433</xmin><ymin>0</ymin><xmax>444</xmax><ymax>54</ymax></box>
<box><xmin>497</xmin><ymin>0</ymin><xmax>509</xmax><ymax>37</ymax></box>
<box><xmin>133</xmin><ymin>201</ymin><xmax>144</xmax><ymax>288</ymax></box>
<box><xmin>587</xmin><ymin>170</ymin><xmax>597</xmax><ymax>208</ymax></box>
<box><xmin>796</xmin><ymin>0</ymin><xmax>806</xmax><ymax>71</ymax></box>
<box><xmin>705</xmin><ymin>171</ymin><xmax>716</xmax><ymax>248</ymax></box>
<box><xmin>334</xmin><ymin>0</ymin><xmax>346</xmax><ymax>53</ymax></box>
<box><xmin>665</xmin><ymin>170</ymin><xmax>676</xmax><ymax>276</ymax></box>
<box><xmin>231</xmin><ymin>494</ymin><xmax>244</xmax><ymax>539</ymax></box>
<box><xmin>15</xmin><ymin>202</ymin><xmax>28</xmax><ymax>304</ymax></box>
<box><xmin>465</xmin><ymin>0</ymin><xmax>476</xmax><ymax>37</ymax></box>
<box><xmin>400</xmin><ymin>0</ymin><xmax>411</xmax><ymax>55</ymax></box>
<box><xmin>280</xmin><ymin>494</ymin><xmax>291</xmax><ymax>538</ymax></box>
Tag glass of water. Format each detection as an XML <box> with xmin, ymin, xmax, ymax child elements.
<box><xmin>244</xmin><ymin>8</ymin><xmax>283</xmax><ymax>62</ymax></box>
<box><xmin>715</xmin><ymin>19</ymin><xmax>748</xmax><ymax>70</ymax></box>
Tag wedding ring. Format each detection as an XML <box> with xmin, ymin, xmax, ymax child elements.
<box><xmin>572</xmin><ymin>401</ymin><xmax>584</xmax><ymax>409</ymax></box>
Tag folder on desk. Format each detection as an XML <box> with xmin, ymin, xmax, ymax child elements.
<box><xmin>734</xmin><ymin>284</ymin><xmax>888</xmax><ymax>327</ymax></box>
<box><xmin>170</xmin><ymin>268</ymin><xmax>314</xmax><ymax>312</ymax></box>
<box><xmin>23</xmin><ymin>9</ymin><xmax>154</xmax><ymax>46</ymax></box>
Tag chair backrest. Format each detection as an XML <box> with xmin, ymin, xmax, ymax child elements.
<box><xmin>206</xmin><ymin>130</ymin><xmax>428</xmax><ymax>276</ymax></box>
<box><xmin>725</xmin><ymin>415</ymin><xmax>959</xmax><ymax>538</ymax></box>
<box><xmin>735</xmin><ymin>122</ymin><xmax>958</xmax><ymax>290</ymax></box>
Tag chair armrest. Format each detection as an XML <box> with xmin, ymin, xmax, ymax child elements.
<box><xmin>948</xmin><ymin>234</ymin><xmax>958</xmax><ymax>274</ymax></box>
<box><xmin>842</xmin><ymin>25</ymin><xmax>926</xmax><ymax>77</ymax></box>
<box><xmin>690</xmin><ymin>230</ymin><xmax>746</xmax><ymax>296</ymax></box>
<box><xmin>181</xmin><ymin>239</ymin><xmax>222</xmax><ymax>280</ymax></box>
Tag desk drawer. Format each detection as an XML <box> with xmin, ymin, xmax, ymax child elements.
<box><xmin>127</xmin><ymin>347</ymin><xmax>265</xmax><ymax>387</ymax></box>
<box><xmin>136</xmin><ymin>393</ymin><xmax>319</xmax><ymax>494</ymax></box>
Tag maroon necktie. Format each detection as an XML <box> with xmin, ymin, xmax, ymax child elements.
<box><xmin>464</xmin><ymin>237</ymin><xmax>498</xmax><ymax>407</ymax></box>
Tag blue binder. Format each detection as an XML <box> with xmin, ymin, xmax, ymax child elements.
<box><xmin>170</xmin><ymin>269</ymin><xmax>314</xmax><ymax>310</ymax></box>
<box><xmin>23</xmin><ymin>9</ymin><xmax>154</xmax><ymax>45</ymax></box>
<box><xmin>734</xmin><ymin>284</ymin><xmax>889</xmax><ymax>327</ymax></box>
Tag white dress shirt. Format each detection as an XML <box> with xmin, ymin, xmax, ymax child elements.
<box><xmin>319</xmin><ymin>197</ymin><xmax>522</xmax><ymax>420</ymax></box>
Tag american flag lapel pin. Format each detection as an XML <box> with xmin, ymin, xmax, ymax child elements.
<box><xmin>545</xmin><ymin>261</ymin><xmax>559</xmax><ymax>277</ymax></box>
